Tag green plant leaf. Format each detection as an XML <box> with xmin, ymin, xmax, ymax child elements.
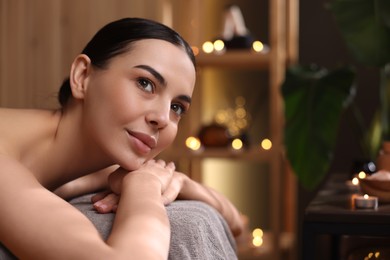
<box><xmin>282</xmin><ymin>65</ymin><xmax>356</xmax><ymax>190</ymax></box>
<box><xmin>329</xmin><ymin>0</ymin><xmax>390</xmax><ymax>67</ymax></box>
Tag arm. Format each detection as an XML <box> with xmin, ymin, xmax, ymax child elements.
<box><xmin>0</xmin><ymin>156</ymin><xmax>173</xmax><ymax>260</ymax></box>
<box><xmin>53</xmin><ymin>165</ymin><xmax>119</xmax><ymax>200</ymax></box>
<box><xmin>176</xmin><ymin>173</ymin><xmax>245</xmax><ymax>237</ymax></box>
<box><xmin>94</xmin><ymin>169</ymin><xmax>245</xmax><ymax>237</ymax></box>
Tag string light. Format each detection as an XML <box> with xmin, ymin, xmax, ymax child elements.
<box><xmin>213</xmin><ymin>39</ymin><xmax>225</xmax><ymax>52</ymax></box>
<box><xmin>261</xmin><ymin>139</ymin><xmax>272</xmax><ymax>150</ymax></box>
<box><xmin>185</xmin><ymin>136</ymin><xmax>201</xmax><ymax>151</ymax></box>
<box><xmin>231</xmin><ymin>138</ymin><xmax>243</xmax><ymax>150</ymax></box>
<box><xmin>252</xmin><ymin>228</ymin><xmax>264</xmax><ymax>247</ymax></box>
<box><xmin>202</xmin><ymin>41</ymin><xmax>214</xmax><ymax>53</ymax></box>
<box><xmin>252</xmin><ymin>41</ymin><xmax>264</xmax><ymax>52</ymax></box>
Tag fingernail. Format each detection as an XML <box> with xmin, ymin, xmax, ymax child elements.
<box><xmin>94</xmin><ymin>201</ymin><xmax>107</xmax><ymax>211</ymax></box>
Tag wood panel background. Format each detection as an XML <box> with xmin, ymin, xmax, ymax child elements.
<box><xmin>0</xmin><ymin>0</ymin><xmax>166</xmax><ymax>108</ymax></box>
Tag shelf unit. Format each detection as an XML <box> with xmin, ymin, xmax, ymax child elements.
<box><xmin>159</xmin><ymin>0</ymin><xmax>299</xmax><ymax>259</ymax></box>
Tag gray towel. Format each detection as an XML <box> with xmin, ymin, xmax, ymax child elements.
<box><xmin>0</xmin><ymin>194</ymin><xmax>237</xmax><ymax>260</ymax></box>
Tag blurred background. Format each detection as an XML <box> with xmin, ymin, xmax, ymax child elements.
<box><xmin>0</xmin><ymin>0</ymin><xmax>381</xmax><ymax>259</ymax></box>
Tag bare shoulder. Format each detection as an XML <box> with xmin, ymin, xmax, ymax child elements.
<box><xmin>0</xmin><ymin>108</ymin><xmax>60</xmax><ymax>156</ymax></box>
<box><xmin>0</xmin><ymin>155</ymin><xmax>108</xmax><ymax>259</ymax></box>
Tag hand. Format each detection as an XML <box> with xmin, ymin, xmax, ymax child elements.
<box><xmin>92</xmin><ymin>160</ymin><xmax>186</xmax><ymax>213</ymax></box>
<box><xmin>92</xmin><ymin>171</ymin><xmax>189</xmax><ymax>213</ymax></box>
<box><xmin>91</xmin><ymin>191</ymin><xmax>119</xmax><ymax>213</ymax></box>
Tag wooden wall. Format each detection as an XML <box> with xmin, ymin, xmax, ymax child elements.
<box><xmin>0</xmin><ymin>0</ymin><xmax>166</xmax><ymax>108</ymax></box>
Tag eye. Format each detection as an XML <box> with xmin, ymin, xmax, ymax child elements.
<box><xmin>171</xmin><ymin>103</ymin><xmax>187</xmax><ymax>117</ymax></box>
<box><xmin>137</xmin><ymin>78</ymin><xmax>155</xmax><ymax>93</ymax></box>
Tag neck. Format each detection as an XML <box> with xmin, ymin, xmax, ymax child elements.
<box><xmin>33</xmin><ymin>105</ymin><xmax>114</xmax><ymax>189</ymax></box>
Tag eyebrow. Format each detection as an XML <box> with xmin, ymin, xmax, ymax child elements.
<box><xmin>134</xmin><ymin>64</ymin><xmax>167</xmax><ymax>87</ymax></box>
<box><xmin>134</xmin><ymin>64</ymin><xmax>192</xmax><ymax>105</ymax></box>
<box><xmin>178</xmin><ymin>95</ymin><xmax>192</xmax><ymax>105</ymax></box>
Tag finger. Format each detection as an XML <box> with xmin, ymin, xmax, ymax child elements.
<box><xmin>91</xmin><ymin>190</ymin><xmax>111</xmax><ymax>203</ymax></box>
<box><xmin>93</xmin><ymin>193</ymin><xmax>119</xmax><ymax>213</ymax></box>
<box><xmin>156</xmin><ymin>159</ymin><xmax>166</xmax><ymax>167</ymax></box>
<box><xmin>166</xmin><ymin>161</ymin><xmax>176</xmax><ymax>171</ymax></box>
<box><xmin>144</xmin><ymin>159</ymin><xmax>156</xmax><ymax>166</ymax></box>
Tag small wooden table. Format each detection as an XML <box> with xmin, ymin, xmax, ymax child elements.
<box><xmin>302</xmin><ymin>175</ymin><xmax>390</xmax><ymax>259</ymax></box>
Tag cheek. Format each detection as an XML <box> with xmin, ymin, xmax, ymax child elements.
<box><xmin>157</xmin><ymin>125</ymin><xmax>178</xmax><ymax>151</ymax></box>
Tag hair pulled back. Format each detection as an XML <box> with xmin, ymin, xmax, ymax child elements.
<box><xmin>58</xmin><ymin>17</ymin><xmax>195</xmax><ymax>106</ymax></box>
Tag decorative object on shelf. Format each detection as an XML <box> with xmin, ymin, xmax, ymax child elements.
<box><xmin>197</xmin><ymin>123</ymin><xmax>232</xmax><ymax>148</ymax></box>
<box><xmin>200</xmin><ymin>4</ymin><xmax>268</xmax><ymax>54</ymax></box>
<box><xmin>346</xmin><ymin>176</ymin><xmax>361</xmax><ymax>192</ymax></box>
<box><xmin>220</xmin><ymin>4</ymin><xmax>254</xmax><ymax>49</ymax></box>
<box><xmin>196</xmin><ymin>96</ymin><xmax>252</xmax><ymax>149</ymax></box>
<box><xmin>353</xmin><ymin>194</ymin><xmax>378</xmax><ymax>209</ymax></box>
<box><xmin>214</xmin><ymin>96</ymin><xmax>251</xmax><ymax>148</ymax></box>
<box><xmin>359</xmin><ymin>170</ymin><xmax>390</xmax><ymax>202</ymax></box>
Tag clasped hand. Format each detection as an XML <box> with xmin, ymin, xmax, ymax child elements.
<box><xmin>92</xmin><ymin>159</ymin><xmax>187</xmax><ymax>213</ymax></box>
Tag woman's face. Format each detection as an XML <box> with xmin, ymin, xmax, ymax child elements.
<box><xmin>82</xmin><ymin>39</ymin><xmax>196</xmax><ymax>171</ymax></box>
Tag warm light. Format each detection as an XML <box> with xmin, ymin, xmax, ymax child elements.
<box><xmin>252</xmin><ymin>236</ymin><xmax>263</xmax><ymax>247</ymax></box>
<box><xmin>358</xmin><ymin>171</ymin><xmax>367</xmax><ymax>179</ymax></box>
<box><xmin>261</xmin><ymin>139</ymin><xmax>272</xmax><ymax>150</ymax></box>
<box><xmin>235</xmin><ymin>107</ymin><xmax>246</xmax><ymax>118</ymax></box>
<box><xmin>252</xmin><ymin>228</ymin><xmax>263</xmax><ymax>238</ymax></box>
<box><xmin>213</xmin><ymin>39</ymin><xmax>225</xmax><ymax>52</ymax></box>
<box><xmin>191</xmin><ymin>46</ymin><xmax>199</xmax><ymax>56</ymax></box>
<box><xmin>363</xmin><ymin>194</ymin><xmax>369</xmax><ymax>199</ymax></box>
<box><xmin>236</xmin><ymin>119</ymin><xmax>248</xmax><ymax>129</ymax></box>
<box><xmin>252</xmin><ymin>41</ymin><xmax>264</xmax><ymax>52</ymax></box>
<box><xmin>232</xmin><ymin>138</ymin><xmax>243</xmax><ymax>150</ymax></box>
<box><xmin>252</xmin><ymin>227</ymin><xmax>264</xmax><ymax>247</ymax></box>
<box><xmin>202</xmin><ymin>41</ymin><xmax>214</xmax><ymax>53</ymax></box>
<box><xmin>352</xmin><ymin>177</ymin><xmax>359</xmax><ymax>185</ymax></box>
<box><xmin>185</xmin><ymin>136</ymin><xmax>201</xmax><ymax>151</ymax></box>
<box><xmin>375</xmin><ymin>252</ymin><xmax>380</xmax><ymax>258</ymax></box>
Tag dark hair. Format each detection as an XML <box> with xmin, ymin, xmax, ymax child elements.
<box><xmin>58</xmin><ymin>17</ymin><xmax>195</xmax><ymax>106</ymax></box>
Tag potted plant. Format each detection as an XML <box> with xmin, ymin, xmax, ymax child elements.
<box><xmin>282</xmin><ymin>64</ymin><xmax>356</xmax><ymax>190</ymax></box>
<box><xmin>282</xmin><ymin>0</ymin><xmax>390</xmax><ymax>190</ymax></box>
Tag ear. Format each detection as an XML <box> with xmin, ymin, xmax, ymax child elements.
<box><xmin>69</xmin><ymin>54</ymin><xmax>92</xmax><ymax>100</ymax></box>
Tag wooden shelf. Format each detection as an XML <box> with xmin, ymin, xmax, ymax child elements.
<box><xmin>163</xmin><ymin>1</ymin><xmax>299</xmax><ymax>259</ymax></box>
<box><xmin>195</xmin><ymin>50</ymin><xmax>270</xmax><ymax>69</ymax></box>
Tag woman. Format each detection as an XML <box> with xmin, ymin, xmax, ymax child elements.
<box><xmin>0</xmin><ymin>17</ymin><xmax>244</xmax><ymax>259</ymax></box>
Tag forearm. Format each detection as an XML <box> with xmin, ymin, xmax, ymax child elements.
<box><xmin>53</xmin><ymin>166</ymin><xmax>117</xmax><ymax>200</ymax></box>
<box><xmin>179</xmin><ymin>176</ymin><xmax>244</xmax><ymax>236</ymax></box>
<box><xmin>107</xmin><ymin>174</ymin><xmax>170</xmax><ymax>260</ymax></box>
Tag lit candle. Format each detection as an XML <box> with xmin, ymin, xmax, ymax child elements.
<box><xmin>354</xmin><ymin>194</ymin><xmax>378</xmax><ymax>209</ymax></box>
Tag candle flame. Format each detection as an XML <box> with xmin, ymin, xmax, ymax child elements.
<box><xmin>363</xmin><ymin>194</ymin><xmax>369</xmax><ymax>199</ymax></box>
<box><xmin>358</xmin><ymin>171</ymin><xmax>366</xmax><ymax>179</ymax></box>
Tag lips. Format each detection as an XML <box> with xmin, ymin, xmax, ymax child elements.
<box><xmin>127</xmin><ymin>130</ymin><xmax>157</xmax><ymax>154</ymax></box>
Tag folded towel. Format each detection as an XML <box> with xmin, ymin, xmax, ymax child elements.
<box><xmin>0</xmin><ymin>194</ymin><xmax>237</xmax><ymax>260</ymax></box>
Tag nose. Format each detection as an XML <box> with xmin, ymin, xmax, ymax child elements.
<box><xmin>146</xmin><ymin>103</ymin><xmax>169</xmax><ymax>129</ymax></box>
